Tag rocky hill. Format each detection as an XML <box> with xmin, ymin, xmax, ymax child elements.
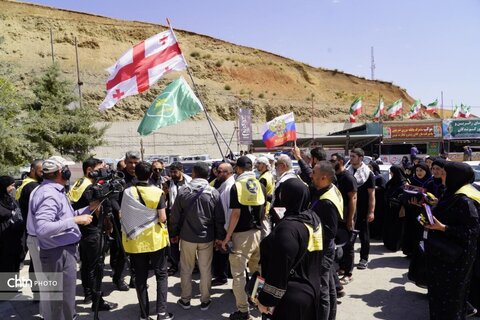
<box><xmin>0</xmin><ymin>0</ymin><xmax>417</xmax><ymax>122</ymax></box>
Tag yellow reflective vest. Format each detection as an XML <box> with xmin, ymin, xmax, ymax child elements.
<box><xmin>259</xmin><ymin>171</ymin><xmax>274</xmax><ymax>196</ymax></box>
<box><xmin>67</xmin><ymin>177</ymin><xmax>92</xmax><ymax>203</ymax></box>
<box><xmin>122</xmin><ymin>186</ymin><xmax>169</xmax><ymax>254</ymax></box>
<box><xmin>235</xmin><ymin>176</ymin><xmax>265</xmax><ymax>206</ymax></box>
<box><xmin>455</xmin><ymin>184</ymin><xmax>480</xmax><ymax>204</ymax></box>
<box><xmin>319</xmin><ymin>185</ymin><xmax>344</xmax><ymax>220</ymax></box>
<box><xmin>304</xmin><ymin>223</ymin><xmax>323</xmax><ymax>252</ymax></box>
<box><xmin>15</xmin><ymin>176</ymin><xmax>37</xmax><ymax>200</ymax></box>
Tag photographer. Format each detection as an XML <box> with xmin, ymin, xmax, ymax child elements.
<box><xmin>68</xmin><ymin>158</ymin><xmax>118</xmax><ymax>311</ymax></box>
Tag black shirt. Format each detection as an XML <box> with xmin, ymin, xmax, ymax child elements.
<box><xmin>229</xmin><ymin>183</ymin><xmax>266</xmax><ymax>233</ymax></box>
<box><xmin>72</xmin><ymin>184</ymin><xmax>99</xmax><ymax>236</ymax></box>
<box><xmin>19</xmin><ymin>181</ymin><xmax>40</xmax><ymax>222</ymax></box>
<box><xmin>356</xmin><ymin>172</ymin><xmax>375</xmax><ymax>216</ymax></box>
<box><xmin>335</xmin><ymin>171</ymin><xmax>357</xmax><ymax>218</ymax></box>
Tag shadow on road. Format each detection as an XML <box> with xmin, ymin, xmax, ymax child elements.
<box><xmin>350</xmin><ymin>285</ymin><xmax>428</xmax><ymax>320</ymax></box>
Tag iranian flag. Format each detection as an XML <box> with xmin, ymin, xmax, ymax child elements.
<box><xmin>459</xmin><ymin>104</ymin><xmax>471</xmax><ymax>118</ymax></box>
<box><xmin>349</xmin><ymin>97</ymin><xmax>362</xmax><ymax>123</ymax></box>
<box><xmin>453</xmin><ymin>105</ymin><xmax>460</xmax><ymax>118</ymax></box>
<box><xmin>408</xmin><ymin>100</ymin><xmax>422</xmax><ymax>119</ymax></box>
<box><xmin>386</xmin><ymin>99</ymin><xmax>403</xmax><ymax>118</ymax></box>
<box><xmin>372</xmin><ymin>97</ymin><xmax>384</xmax><ymax>121</ymax></box>
<box><xmin>423</xmin><ymin>99</ymin><xmax>438</xmax><ymax>114</ymax></box>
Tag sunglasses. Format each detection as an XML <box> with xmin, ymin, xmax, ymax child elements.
<box><xmin>153</xmin><ymin>168</ymin><xmax>164</xmax><ymax>172</ymax></box>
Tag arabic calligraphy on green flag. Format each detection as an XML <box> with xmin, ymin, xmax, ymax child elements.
<box><xmin>137</xmin><ymin>77</ymin><xmax>203</xmax><ymax>136</ymax></box>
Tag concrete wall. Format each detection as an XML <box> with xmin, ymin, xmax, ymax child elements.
<box><xmin>93</xmin><ymin>120</ymin><xmax>361</xmax><ymax>159</ymax></box>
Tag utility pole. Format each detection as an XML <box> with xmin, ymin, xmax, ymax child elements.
<box><xmin>74</xmin><ymin>37</ymin><xmax>83</xmax><ymax>108</ymax></box>
<box><xmin>441</xmin><ymin>91</ymin><xmax>444</xmax><ymax>118</ymax></box>
<box><xmin>311</xmin><ymin>93</ymin><xmax>315</xmax><ymax>142</ymax></box>
<box><xmin>50</xmin><ymin>28</ymin><xmax>55</xmax><ymax>64</ymax></box>
<box><xmin>371</xmin><ymin>46</ymin><xmax>375</xmax><ymax>80</ymax></box>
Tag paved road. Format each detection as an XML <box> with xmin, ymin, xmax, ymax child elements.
<box><xmin>0</xmin><ymin>240</ymin><xmax>476</xmax><ymax>319</ymax></box>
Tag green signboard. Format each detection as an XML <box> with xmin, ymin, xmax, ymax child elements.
<box><xmin>443</xmin><ymin>119</ymin><xmax>480</xmax><ymax>139</ymax></box>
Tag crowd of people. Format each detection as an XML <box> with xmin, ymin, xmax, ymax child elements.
<box><xmin>0</xmin><ymin>146</ymin><xmax>479</xmax><ymax>320</ymax></box>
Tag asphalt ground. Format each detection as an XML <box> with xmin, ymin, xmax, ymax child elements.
<box><xmin>1</xmin><ymin>240</ymin><xmax>478</xmax><ymax>320</ymax></box>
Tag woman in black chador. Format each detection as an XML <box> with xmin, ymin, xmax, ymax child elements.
<box><xmin>368</xmin><ymin>161</ymin><xmax>386</xmax><ymax>240</ymax></box>
<box><xmin>0</xmin><ymin>176</ymin><xmax>24</xmax><ymax>273</ymax></box>
<box><xmin>403</xmin><ymin>162</ymin><xmax>433</xmax><ymax>256</ymax></box>
<box><xmin>425</xmin><ymin>157</ymin><xmax>447</xmax><ymax>200</ymax></box>
<box><xmin>425</xmin><ymin>162</ymin><xmax>480</xmax><ymax>320</ymax></box>
<box><xmin>383</xmin><ymin>165</ymin><xmax>408</xmax><ymax>252</ymax></box>
<box><xmin>257</xmin><ymin>178</ymin><xmax>323</xmax><ymax>320</ymax></box>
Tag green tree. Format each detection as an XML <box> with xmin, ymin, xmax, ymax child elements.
<box><xmin>0</xmin><ymin>77</ymin><xmax>33</xmax><ymax>174</ymax></box>
<box><xmin>26</xmin><ymin>64</ymin><xmax>107</xmax><ymax>161</ymax></box>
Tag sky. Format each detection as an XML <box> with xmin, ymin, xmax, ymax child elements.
<box><xmin>26</xmin><ymin>0</ymin><xmax>480</xmax><ymax>110</ymax></box>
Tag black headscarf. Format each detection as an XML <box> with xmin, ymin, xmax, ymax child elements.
<box><xmin>0</xmin><ymin>175</ymin><xmax>15</xmax><ymax>210</ymax></box>
<box><xmin>443</xmin><ymin>162</ymin><xmax>474</xmax><ymax>198</ymax></box>
<box><xmin>369</xmin><ymin>161</ymin><xmax>381</xmax><ymax>175</ymax></box>
<box><xmin>279</xmin><ymin>178</ymin><xmax>310</xmax><ymax>217</ymax></box>
<box><xmin>431</xmin><ymin>157</ymin><xmax>447</xmax><ymax>169</ymax></box>
<box><xmin>410</xmin><ymin>162</ymin><xmax>432</xmax><ymax>187</ymax></box>
<box><xmin>387</xmin><ymin>165</ymin><xmax>408</xmax><ymax>189</ymax></box>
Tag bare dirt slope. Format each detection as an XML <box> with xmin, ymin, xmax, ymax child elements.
<box><xmin>1</xmin><ymin>0</ymin><xmax>416</xmax><ymax>122</ymax></box>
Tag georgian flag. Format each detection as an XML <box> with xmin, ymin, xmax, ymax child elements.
<box><xmin>99</xmin><ymin>29</ymin><xmax>187</xmax><ymax>110</ymax></box>
<box><xmin>387</xmin><ymin>99</ymin><xmax>403</xmax><ymax>118</ymax></box>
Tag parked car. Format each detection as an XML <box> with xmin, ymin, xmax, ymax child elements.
<box><xmin>379</xmin><ymin>164</ymin><xmax>392</xmax><ymax>182</ymax></box>
<box><xmin>465</xmin><ymin>161</ymin><xmax>480</xmax><ymax>186</ymax></box>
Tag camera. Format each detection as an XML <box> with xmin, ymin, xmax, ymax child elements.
<box><xmin>84</xmin><ymin>168</ymin><xmax>126</xmax><ymax>201</ymax></box>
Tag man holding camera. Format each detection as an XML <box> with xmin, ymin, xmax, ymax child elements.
<box><xmin>28</xmin><ymin>156</ymin><xmax>96</xmax><ymax>320</ymax></box>
<box><xmin>68</xmin><ymin>158</ymin><xmax>118</xmax><ymax>311</ymax></box>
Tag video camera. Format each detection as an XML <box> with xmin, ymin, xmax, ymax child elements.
<box><xmin>84</xmin><ymin>168</ymin><xmax>126</xmax><ymax>201</ymax></box>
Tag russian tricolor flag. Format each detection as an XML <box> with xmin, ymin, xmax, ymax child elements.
<box><xmin>262</xmin><ymin>112</ymin><xmax>297</xmax><ymax>149</ymax></box>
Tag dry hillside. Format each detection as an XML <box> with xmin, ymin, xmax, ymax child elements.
<box><xmin>1</xmin><ymin>0</ymin><xmax>418</xmax><ymax>122</ymax></box>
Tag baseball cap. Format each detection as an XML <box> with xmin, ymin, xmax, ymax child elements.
<box><xmin>42</xmin><ymin>156</ymin><xmax>75</xmax><ymax>174</ymax></box>
<box><xmin>236</xmin><ymin>156</ymin><xmax>252</xmax><ymax>168</ymax></box>
<box><xmin>256</xmin><ymin>156</ymin><xmax>269</xmax><ymax>166</ymax></box>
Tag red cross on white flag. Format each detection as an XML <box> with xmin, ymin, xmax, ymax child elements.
<box><xmin>99</xmin><ymin>29</ymin><xmax>187</xmax><ymax>110</ymax></box>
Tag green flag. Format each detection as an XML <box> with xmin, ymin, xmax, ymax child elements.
<box><xmin>137</xmin><ymin>77</ymin><xmax>203</xmax><ymax>135</ymax></box>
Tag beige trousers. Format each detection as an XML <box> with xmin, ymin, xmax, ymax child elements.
<box><xmin>179</xmin><ymin>240</ymin><xmax>214</xmax><ymax>303</ymax></box>
<box><xmin>229</xmin><ymin>228</ymin><xmax>261</xmax><ymax>313</ymax></box>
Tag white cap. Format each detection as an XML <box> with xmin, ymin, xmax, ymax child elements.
<box><xmin>42</xmin><ymin>156</ymin><xmax>75</xmax><ymax>173</ymax></box>
<box><xmin>256</xmin><ymin>156</ymin><xmax>269</xmax><ymax>166</ymax></box>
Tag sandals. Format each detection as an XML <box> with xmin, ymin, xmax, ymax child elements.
<box><xmin>339</xmin><ymin>275</ymin><xmax>353</xmax><ymax>285</ymax></box>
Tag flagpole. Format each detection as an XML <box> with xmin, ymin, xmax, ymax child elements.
<box><xmin>167</xmin><ymin>18</ymin><xmax>230</xmax><ymax>159</ymax></box>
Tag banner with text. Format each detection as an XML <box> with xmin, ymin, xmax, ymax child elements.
<box><xmin>238</xmin><ymin>108</ymin><xmax>253</xmax><ymax>145</ymax></box>
<box><xmin>383</xmin><ymin>122</ymin><xmax>442</xmax><ymax>141</ymax></box>
<box><xmin>443</xmin><ymin>119</ymin><xmax>480</xmax><ymax>140</ymax></box>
